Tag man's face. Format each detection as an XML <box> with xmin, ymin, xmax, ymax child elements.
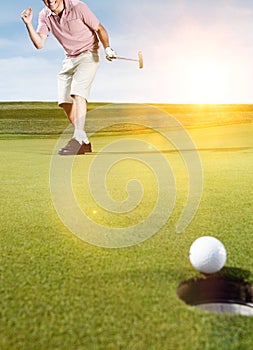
<box><xmin>43</xmin><ymin>0</ymin><xmax>64</xmax><ymax>14</ymax></box>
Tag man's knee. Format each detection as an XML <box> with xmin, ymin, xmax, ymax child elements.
<box><xmin>71</xmin><ymin>94</ymin><xmax>86</xmax><ymax>103</ymax></box>
<box><xmin>59</xmin><ymin>102</ymin><xmax>72</xmax><ymax>109</ymax></box>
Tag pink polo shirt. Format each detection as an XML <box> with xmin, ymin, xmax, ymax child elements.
<box><xmin>37</xmin><ymin>0</ymin><xmax>100</xmax><ymax>57</ymax></box>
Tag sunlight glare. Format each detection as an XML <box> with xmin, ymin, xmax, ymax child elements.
<box><xmin>183</xmin><ymin>59</ymin><xmax>229</xmax><ymax>104</ymax></box>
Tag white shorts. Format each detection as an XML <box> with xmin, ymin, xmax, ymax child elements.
<box><xmin>58</xmin><ymin>51</ymin><xmax>99</xmax><ymax>105</ymax></box>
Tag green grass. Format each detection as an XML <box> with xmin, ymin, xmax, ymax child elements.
<box><xmin>0</xmin><ymin>102</ymin><xmax>253</xmax><ymax>349</ymax></box>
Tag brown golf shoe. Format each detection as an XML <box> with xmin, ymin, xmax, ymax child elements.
<box><xmin>58</xmin><ymin>138</ymin><xmax>92</xmax><ymax>156</ymax></box>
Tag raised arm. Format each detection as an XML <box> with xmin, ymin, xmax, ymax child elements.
<box><xmin>21</xmin><ymin>8</ymin><xmax>47</xmax><ymax>49</ymax></box>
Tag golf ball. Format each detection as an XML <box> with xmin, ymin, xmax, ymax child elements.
<box><xmin>189</xmin><ymin>236</ymin><xmax>227</xmax><ymax>274</ymax></box>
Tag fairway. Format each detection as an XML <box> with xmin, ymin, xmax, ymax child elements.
<box><xmin>0</xmin><ymin>102</ymin><xmax>253</xmax><ymax>349</ymax></box>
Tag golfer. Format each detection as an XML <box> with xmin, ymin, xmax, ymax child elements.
<box><xmin>21</xmin><ymin>0</ymin><xmax>116</xmax><ymax>155</ymax></box>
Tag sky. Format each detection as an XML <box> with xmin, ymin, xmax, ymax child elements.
<box><xmin>1</xmin><ymin>0</ymin><xmax>253</xmax><ymax>103</ymax></box>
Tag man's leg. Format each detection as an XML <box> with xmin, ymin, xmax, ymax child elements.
<box><xmin>58</xmin><ymin>52</ymin><xmax>99</xmax><ymax>155</ymax></box>
<box><xmin>71</xmin><ymin>95</ymin><xmax>90</xmax><ymax>144</ymax></box>
<box><xmin>58</xmin><ymin>97</ymin><xmax>91</xmax><ymax>155</ymax></box>
<box><xmin>60</xmin><ymin>96</ymin><xmax>90</xmax><ymax>144</ymax></box>
<box><xmin>60</xmin><ymin>102</ymin><xmax>75</xmax><ymax>125</ymax></box>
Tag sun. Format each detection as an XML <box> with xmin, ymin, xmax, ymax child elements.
<box><xmin>183</xmin><ymin>59</ymin><xmax>230</xmax><ymax>104</ymax></box>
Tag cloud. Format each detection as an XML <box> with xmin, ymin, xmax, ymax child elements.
<box><xmin>1</xmin><ymin>49</ymin><xmax>252</xmax><ymax>104</ymax></box>
<box><xmin>90</xmin><ymin>59</ymin><xmax>149</xmax><ymax>103</ymax></box>
<box><xmin>0</xmin><ymin>57</ymin><xmax>58</xmax><ymax>101</ymax></box>
<box><xmin>0</xmin><ymin>38</ymin><xmax>16</xmax><ymax>48</ymax></box>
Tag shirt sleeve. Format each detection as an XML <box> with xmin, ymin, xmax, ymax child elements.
<box><xmin>78</xmin><ymin>3</ymin><xmax>100</xmax><ymax>30</ymax></box>
<box><xmin>37</xmin><ymin>10</ymin><xmax>50</xmax><ymax>36</ymax></box>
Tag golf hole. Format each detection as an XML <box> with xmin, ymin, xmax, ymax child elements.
<box><xmin>177</xmin><ymin>276</ymin><xmax>253</xmax><ymax>316</ymax></box>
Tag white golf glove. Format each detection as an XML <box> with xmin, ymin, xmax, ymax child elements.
<box><xmin>105</xmin><ymin>47</ymin><xmax>117</xmax><ymax>61</ymax></box>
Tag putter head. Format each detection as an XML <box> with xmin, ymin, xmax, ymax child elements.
<box><xmin>138</xmin><ymin>51</ymin><xmax>143</xmax><ymax>69</ymax></box>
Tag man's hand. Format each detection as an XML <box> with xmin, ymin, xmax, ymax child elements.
<box><xmin>21</xmin><ymin>7</ymin><xmax>33</xmax><ymax>24</ymax></box>
<box><xmin>21</xmin><ymin>7</ymin><xmax>46</xmax><ymax>49</ymax></box>
<box><xmin>105</xmin><ymin>47</ymin><xmax>117</xmax><ymax>61</ymax></box>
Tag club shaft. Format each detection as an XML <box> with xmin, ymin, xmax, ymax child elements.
<box><xmin>116</xmin><ymin>57</ymin><xmax>138</xmax><ymax>62</ymax></box>
<box><xmin>113</xmin><ymin>51</ymin><xmax>143</xmax><ymax>69</ymax></box>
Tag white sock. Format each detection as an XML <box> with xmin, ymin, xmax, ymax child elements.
<box><xmin>73</xmin><ymin>129</ymin><xmax>89</xmax><ymax>144</ymax></box>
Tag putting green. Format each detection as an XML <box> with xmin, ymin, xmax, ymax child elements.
<box><xmin>0</xmin><ymin>103</ymin><xmax>253</xmax><ymax>349</ymax></box>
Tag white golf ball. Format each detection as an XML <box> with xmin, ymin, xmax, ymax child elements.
<box><xmin>189</xmin><ymin>236</ymin><xmax>227</xmax><ymax>274</ymax></box>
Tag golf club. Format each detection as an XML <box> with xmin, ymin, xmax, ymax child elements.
<box><xmin>113</xmin><ymin>51</ymin><xmax>143</xmax><ymax>69</ymax></box>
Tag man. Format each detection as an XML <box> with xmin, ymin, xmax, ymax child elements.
<box><xmin>21</xmin><ymin>0</ymin><xmax>116</xmax><ymax>155</ymax></box>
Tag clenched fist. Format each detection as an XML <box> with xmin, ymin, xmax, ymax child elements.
<box><xmin>21</xmin><ymin>7</ymin><xmax>33</xmax><ymax>24</ymax></box>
